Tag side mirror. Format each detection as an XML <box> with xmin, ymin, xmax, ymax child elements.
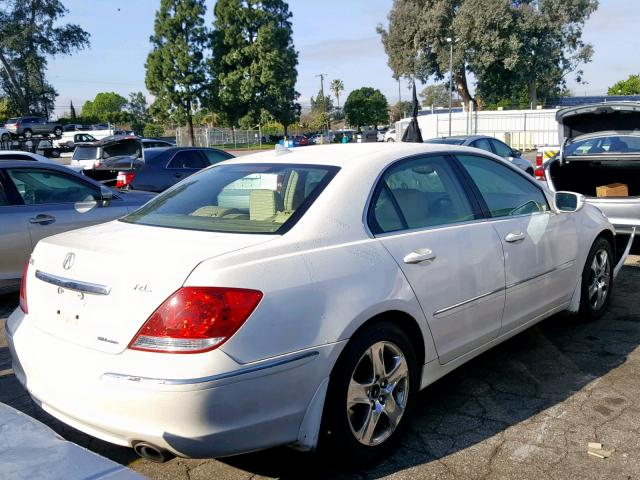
<box><xmin>100</xmin><ymin>186</ymin><xmax>113</xmax><ymax>207</ymax></box>
<box><xmin>512</xmin><ymin>149</ymin><xmax>522</xmax><ymax>157</ymax></box>
<box><xmin>555</xmin><ymin>191</ymin><xmax>584</xmax><ymax>212</ymax></box>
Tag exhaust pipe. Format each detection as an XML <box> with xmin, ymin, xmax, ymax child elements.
<box><xmin>133</xmin><ymin>441</ymin><xmax>170</xmax><ymax>463</ymax></box>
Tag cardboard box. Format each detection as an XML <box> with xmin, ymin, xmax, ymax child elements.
<box><xmin>596</xmin><ymin>183</ymin><xmax>628</xmax><ymax>197</ymax></box>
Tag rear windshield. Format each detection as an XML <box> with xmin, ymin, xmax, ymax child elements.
<box><xmin>72</xmin><ymin>146</ymin><xmax>99</xmax><ymax>160</ymax></box>
<box><xmin>424</xmin><ymin>138</ymin><xmax>466</xmax><ymax>145</ymax></box>
<box><xmin>122</xmin><ymin>163</ymin><xmax>339</xmax><ymax>234</ymax></box>
<box><xmin>565</xmin><ymin>135</ymin><xmax>640</xmax><ymax>156</ymax></box>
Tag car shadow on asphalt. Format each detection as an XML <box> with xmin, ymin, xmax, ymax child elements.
<box><xmin>215</xmin><ymin>263</ymin><xmax>640</xmax><ymax>478</ymax></box>
<box><xmin>1</xmin><ymin>263</ymin><xmax>639</xmax><ymax>479</ymax></box>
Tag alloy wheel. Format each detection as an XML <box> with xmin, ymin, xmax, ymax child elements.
<box><xmin>346</xmin><ymin>341</ymin><xmax>409</xmax><ymax>446</ymax></box>
<box><xmin>588</xmin><ymin>248</ymin><xmax>610</xmax><ymax>310</ymax></box>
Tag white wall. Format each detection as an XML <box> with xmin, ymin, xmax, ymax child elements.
<box><xmin>396</xmin><ymin>109</ymin><xmax>560</xmax><ymax>149</ymax></box>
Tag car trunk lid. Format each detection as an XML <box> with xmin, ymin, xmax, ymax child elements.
<box><xmin>556</xmin><ymin>102</ymin><xmax>640</xmax><ymax>141</ymax></box>
<box><xmin>27</xmin><ymin>220</ymin><xmax>274</xmax><ymax>354</ymax></box>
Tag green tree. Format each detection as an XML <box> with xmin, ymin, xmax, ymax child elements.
<box><xmin>608</xmin><ymin>74</ymin><xmax>640</xmax><ymax>96</ymax></box>
<box><xmin>310</xmin><ymin>88</ymin><xmax>334</xmax><ymax>114</ymax></box>
<box><xmin>69</xmin><ymin>100</ymin><xmax>76</xmax><ymax>120</ymax></box>
<box><xmin>0</xmin><ymin>0</ymin><xmax>89</xmax><ymax>116</ymax></box>
<box><xmin>344</xmin><ymin>87</ymin><xmax>389</xmax><ymax>129</ymax></box>
<box><xmin>330</xmin><ymin>79</ymin><xmax>344</xmax><ymax>110</ymax></box>
<box><xmin>146</xmin><ymin>0</ymin><xmax>209</xmax><ymax>146</ymax></box>
<box><xmin>419</xmin><ymin>83</ymin><xmax>450</xmax><ymax>107</ymax></box>
<box><xmin>81</xmin><ymin>92</ymin><xmax>127</xmax><ymax>119</ymax></box>
<box><xmin>389</xmin><ymin>100</ymin><xmax>412</xmax><ymax>122</ymax></box>
<box><xmin>143</xmin><ymin>123</ymin><xmax>165</xmax><ymax>138</ymax></box>
<box><xmin>379</xmin><ymin>0</ymin><xmax>597</xmax><ymax>109</ymax></box>
<box><xmin>210</xmin><ymin>0</ymin><xmax>300</xmax><ymax>135</ymax></box>
<box><xmin>127</xmin><ymin>91</ymin><xmax>149</xmax><ymax>134</ymax></box>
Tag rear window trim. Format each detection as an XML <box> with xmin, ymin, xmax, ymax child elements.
<box><xmin>119</xmin><ymin>162</ymin><xmax>341</xmax><ymax>235</ymax></box>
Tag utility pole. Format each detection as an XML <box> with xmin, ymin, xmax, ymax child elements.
<box><xmin>446</xmin><ymin>37</ymin><xmax>453</xmax><ymax>136</ymax></box>
<box><xmin>316</xmin><ymin>73</ymin><xmax>328</xmax><ymax>142</ymax></box>
<box><xmin>398</xmin><ymin>78</ymin><xmax>402</xmax><ymax>103</ymax></box>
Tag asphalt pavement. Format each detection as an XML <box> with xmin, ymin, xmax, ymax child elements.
<box><xmin>2</xmin><ymin>257</ymin><xmax>640</xmax><ymax>479</ymax></box>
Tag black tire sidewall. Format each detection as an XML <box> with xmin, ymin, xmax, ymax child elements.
<box><xmin>321</xmin><ymin>321</ymin><xmax>419</xmax><ymax>466</ymax></box>
<box><xmin>54</xmin><ymin>127</ymin><xmax>62</xmax><ymax>137</ymax></box>
<box><xmin>23</xmin><ymin>129</ymin><xmax>32</xmax><ymax>138</ymax></box>
<box><xmin>579</xmin><ymin>237</ymin><xmax>614</xmax><ymax>320</ymax></box>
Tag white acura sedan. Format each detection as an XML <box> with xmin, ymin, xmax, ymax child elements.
<box><xmin>7</xmin><ymin>143</ymin><xmax>623</xmax><ymax>465</ymax></box>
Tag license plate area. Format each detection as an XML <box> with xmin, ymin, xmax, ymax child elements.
<box><xmin>54</xmin><ymin>287</ymin><xmax>89</xmax><ymax>329</ymax></box>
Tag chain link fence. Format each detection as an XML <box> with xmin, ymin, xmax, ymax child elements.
<box><xmin>175</xmin><ymin>127</ymin><xmax>263</xmax><ymax>149</ymax></box>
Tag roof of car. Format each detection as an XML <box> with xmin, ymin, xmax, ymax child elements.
<box><xmin>219</xmin><ymin>142</ymin><xmax>503</xmax><ymax>170</ymax></box>
<box><xmin>0</xmin><ymin>159</ymin><xmax>80</xmax><ymax>170</ymax></box>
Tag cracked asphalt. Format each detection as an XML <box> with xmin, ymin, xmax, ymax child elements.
<box><xmin>2</xmin><ymin>257</ymin><xmax>640</xmax><ymax>480</ymax></box>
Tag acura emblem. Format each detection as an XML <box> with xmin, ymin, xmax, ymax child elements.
<box><xmin>62</xmin><ymin>253</ymin><xmax>75</xmax><ymax>270</ymax></box>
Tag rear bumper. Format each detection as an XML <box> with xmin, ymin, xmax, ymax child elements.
<box><xmin>6</xmin><ymin>309</ymin><xmax>340</xmax><ymax>458</ymax></box>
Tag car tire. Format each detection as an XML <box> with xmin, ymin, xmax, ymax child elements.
<box><xmin>1</xmin><ymin>133</ymin><xmax>9</xmax><ymax>142</ymax></box>
<box><xmin>321</xmin><ymin>321</ymin><xmax>418</xmax><ymax>467</ymax></box>
<box><xmin>23</xmin><ymin>129</ymin><xmax>33</xmax><ymax>139</ymax></box>
<box><xmin>53</xmin><ymin>127</ymin><xmax>63</xmax><ymax>137</ymax></box>
<box><xmin>578</xmin><ymin>237</ymin><xmax>614</xmax><ymax>321</ymax></box>
<box><xmin>50</xmin><ymin>149</ymin><xmax>60</xmax><ymax>158</ymax></box>
<box><xmin>386</xmin><ymin>138</ymin><xmax>394</xmax><ymax>142</ymax></box>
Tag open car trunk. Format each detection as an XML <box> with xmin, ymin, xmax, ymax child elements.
<box><xmin>549</xmin><ymin>160</ymin><xmax>640</xmax><ymax>198</ymax></box>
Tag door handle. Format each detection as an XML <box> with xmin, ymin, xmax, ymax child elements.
<box><xmin>29</xmin><ymin>214</ymin><xmax>56</xmax><ymax>225</ymax></box>
<box><xmin>505</xmin><ymin>231</ymin><xmax>525</xmax><ymax>243</ymax></box>
<box><xmin>403</xmin><ymin>248</ymin><xmax>436</xmax><ymax>264</ymax></box>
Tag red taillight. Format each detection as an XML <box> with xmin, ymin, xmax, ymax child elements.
<box><xmin>19</xmin><ymin>261</ymin><xmax>30</xmax><ymax>314</ymax></box>
<box><xmin>129</xmin><ymin>287</ymin><xmax>263</xmax><ymax>354</ymax></box>
<box><xmin>116</xmin><ymin>171</ymin><xmax>136</xmax><ymax>188</ymax></box>
<box><xmin>534</xmin><ymin>152</ymin><xmax>545</xmax><ymax>180</ymax></box>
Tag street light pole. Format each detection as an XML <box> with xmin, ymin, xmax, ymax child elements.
<box><xmin>316</xmin><ymin>73</ymin><xmax>328</xmax><ymax>143</ymax></box>
<box><xmin>447</xmin><ymin>37</ymin><xmax>453</xmax><ymax>136</ymax></box>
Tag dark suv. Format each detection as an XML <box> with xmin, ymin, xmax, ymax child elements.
<box><xmin>4</xmin><ymin>117</ymin><xmax>63</xmax><ymax>139</ymax></box>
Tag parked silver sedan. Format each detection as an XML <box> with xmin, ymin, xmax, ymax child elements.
<box><xmin>0</xmin><ymin>160</ymin><xmax>154</xmax><ymax>293</ymax></box>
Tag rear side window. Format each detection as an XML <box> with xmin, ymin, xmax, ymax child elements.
<box><xmin>123</xmin><ymin>163</ymin><xmax>339</xmax><ymax>234</ymax></box>
<box><xmin>369</xmin><ymin>155</ymin><xmax>476</xmax><ymax>234</ymax></box>
<box><xmin>73</xmin><ymin>146</ymin><xmax>99</xmax><ymax>160</ymax></box>
<box><xmin>6</xmin><ymin>168</ymin><xmax>100</xmax><ymax>205</ymax></box>
<box><xmin>457</xmin><ymin>154</ymin><xmax>549</xmax><ymax>217</ymax></box>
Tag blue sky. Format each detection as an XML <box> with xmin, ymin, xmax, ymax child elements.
<box><xmin>47</xmin><ymin>0</ymin><xmax>639</xmax><ymax>117</ymax></box>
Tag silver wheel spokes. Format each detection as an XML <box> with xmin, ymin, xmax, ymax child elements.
<box><xmin>347</xmin><ymin>341</ymin><xmax>409</xmax><ymax>446</ymax></box>
<box><xmin>588</xmin><ymin>248</ymin><xmax>610</xmax><ymax>310</ymax></box>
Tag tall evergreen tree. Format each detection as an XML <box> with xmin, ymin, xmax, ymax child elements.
<box><xmin>70</xmin><ymin>100</ymin><xmax>76</xmax><ymax>120</ymax></box>
<box><xmin>210</xmin><ymin>0</ymin><xmax>300</xmax><ymax>135</ymax></box>
<box><xmin>0</xmin><ymin>0</ymin><xmax>89</xmax><ymax>116</ymax></box>
<box><xmin>145</xmin><ymin>0</ymin><xmax>209</xmax><ymax>145</ymax></box>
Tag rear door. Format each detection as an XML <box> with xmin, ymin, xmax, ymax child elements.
<box><xmin>369</xmin><ymin>154</ymin><xmax>506</xmax><ymax>364</ymax></box>
<box><xmin>0</xmin><ymin>171</ymin><xmax>32</xmax><ymax>290</ymax></box>
<box><xmin>3</xmin><ymin>167</ymin><xmax>130</xmax><ymax>249</ymax></box>
<box><xmin>455</xmin><ymin>153</ymin><xmax>579</xmax><ymax>334</ymax></box>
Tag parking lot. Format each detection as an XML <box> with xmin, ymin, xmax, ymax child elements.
<box><xmin>1</xmin><ymin>257</ymin><xmax>639</xmax><ymax>479</ymax></box>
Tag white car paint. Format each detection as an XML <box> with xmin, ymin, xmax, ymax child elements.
<box><xmin>0</xmin><ymin>150</ymin><xmax>84</xmax><ymax>172</ymax></box>
<box><xmin>6</xmin><ymin>143</ymin><xmax>614</xmax><ymax>459</ymax></box>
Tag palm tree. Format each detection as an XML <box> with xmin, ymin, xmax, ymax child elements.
<box><xmin>330</xmin><ymin>79</ymin><xmax>344</xmax><ymax>110</ymax></box>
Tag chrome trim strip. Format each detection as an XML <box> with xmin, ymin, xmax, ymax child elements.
<box><xmin>433</xmin><ymin>287</ymin><xmax>504</xmax><ymax>317</ymax></box>
<box><xmin>505</xmin><ymin>260</ymin><xmax>575</xmax><ymax>290</ymax></box>
<box><xmin>35</xmin><ymin>270</ymin><xmax>111</xmax><ymax>296</ymax></box>
<box><xmin>102</xmin><ymin>350</ymin><xmax>319</xmax><ymax>386</ymax></box>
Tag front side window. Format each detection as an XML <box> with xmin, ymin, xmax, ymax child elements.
<box><xmin>202</xmin><ymin>149</ymin><xmax>231</xmax><ymax>165</ymax></box>
<box><xmin>369</xmin><ymin>155</ymin><xmax>476</xmax><ymax>234</ymax></box>
<box><xmin>6</xmin><ymin>168</ymin><xmax>100</xmax><ymax>205</ymax></box>
<box><xmin>489</xmin><ymin>139</ymin><xmax>512</xmax><ymax>157</ymax></box>
<box><xmin>456</xmin><ymin>154</ymin><xmax>549</xmax><ymax>217</ymax></box>
<box><xmin>122</xmin><ymin>163</ymin><xmax>338</xmax><ymax>234</ymax></box>
<box><xmin>167</xmin><ymin>151</ymin><xmax>207</xmax><ymax>169</ymax></box>
<box><xmin>0</xmin><ymin>179</ymin><xmax>9</xmax><ymax>206</ymax></box>
<box><xmin>470</xmin><ymin>138</ymin><xmax>493</xmax><ymax>153</ymax></box>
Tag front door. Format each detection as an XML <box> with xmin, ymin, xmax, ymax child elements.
<box><xmin>3</xmin><ymin>167</ymin><xmax>128</xmax><ymax>249</ymax></box>
<box><xmin>369</xmin><ymin>154</ymin><xmax>506</xmax><ymax>364</ymax></box>
<box><xmin>455</xmin><ymin>153</ymin><xmax>579</xmax><ymax>333</ymax></box>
